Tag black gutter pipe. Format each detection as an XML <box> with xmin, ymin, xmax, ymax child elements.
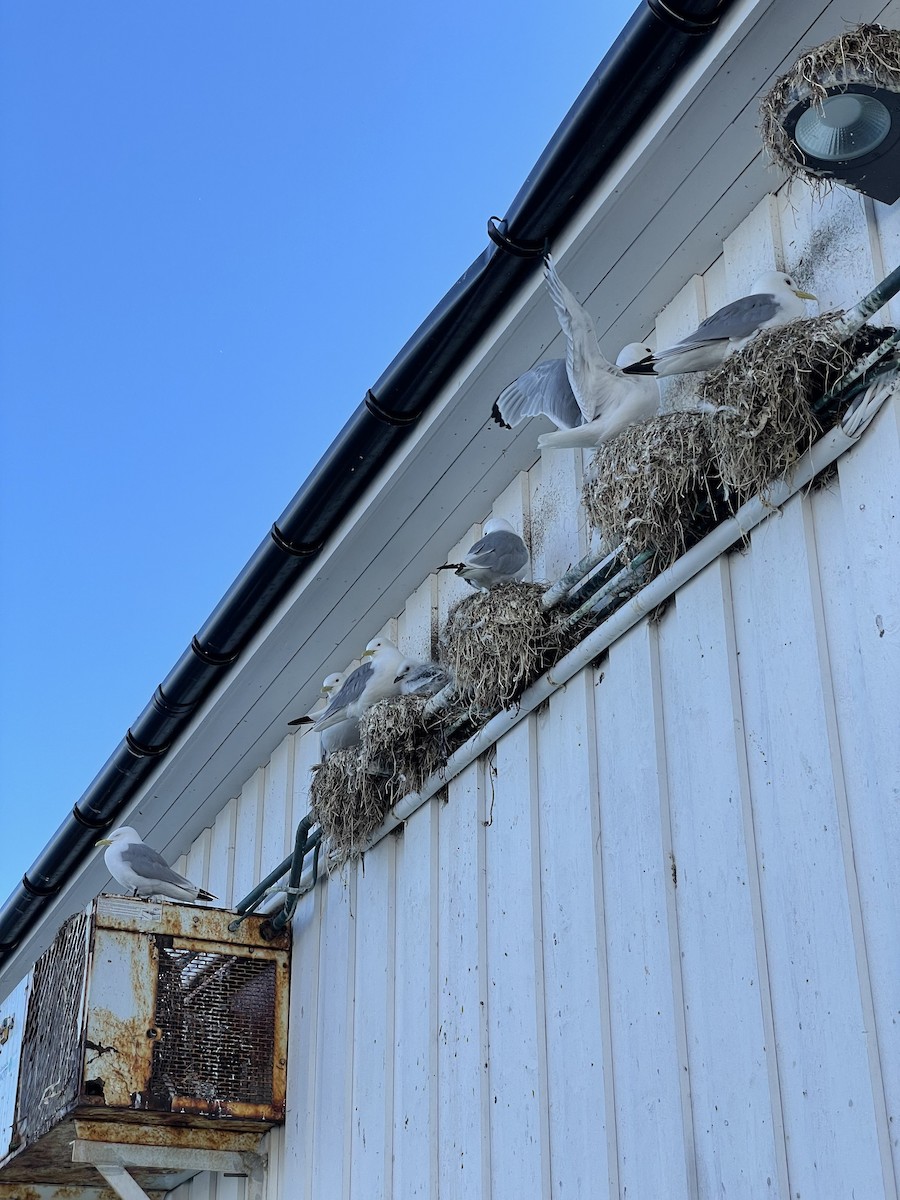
<box><xmin>0</xmin><ymin>0</ymin><xmax>733</xmax><ymax>962</ymax></box>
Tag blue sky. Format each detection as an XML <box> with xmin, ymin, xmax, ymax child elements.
<box><xmin>0</xmin><ymin>1</ymin><xmax>637</xmax><ymax>900</ymax></box>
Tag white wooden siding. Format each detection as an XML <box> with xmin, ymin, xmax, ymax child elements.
<box><xmin>168</xmin><ymin>178</ymin><xmax>900</xmax><ymax>1198</ymax></box>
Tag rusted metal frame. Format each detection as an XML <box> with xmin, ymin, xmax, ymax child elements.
<box><xmin>74</xmin><ymin>1139</ymin><xmax>267</xmax><ymax>1200</ymax></box>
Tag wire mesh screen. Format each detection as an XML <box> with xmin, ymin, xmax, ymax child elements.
<box><xmin>14</xmin><ymin>912</ymin><xmax>88</xmax><ymax>1145</ymax></box>
<box><xmin>149</xmin><ymin>943</ymin><xmax>277</xmax><ymax>1108</ymax></box>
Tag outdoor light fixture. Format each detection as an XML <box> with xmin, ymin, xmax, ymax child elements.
<box><xmin>781</xmin><ymin>84</ymin><xmax>900</xmax><ymax>203</ymax></box>
<box><xmin>760</xmin><ymin>25</ymin><xmax>900</xmax><ymax>205</ymax></box>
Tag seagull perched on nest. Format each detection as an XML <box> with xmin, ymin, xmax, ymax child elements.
<box><xmin>394</xmin><ymin>659</ymin><xmax>453</xmax><ymax>697</ymax></box>
<box><xmin>96</xmin><ymin>827</ymin><xmax>217</xmax><ymax>902</ymax></box>
<box><xmin>289</xmin><ymin>672</ymin><xmax>361</xmax><ymax>756</ymax></box>
<box><xmin>622</xmin><ymin>271</ymin><xmax>818</xmax><ymax>377</ymax></box>
<box><xmin>312</xmin><ymin>638</ymin><xmax>407</xmax><ymax>732</ymax></box>
<box><xmin>439</xmin><ymin>518</ymin><xmax>529</xmax><ymax>590</ymax></box>
<box><xmin>493</xmin><ymin>254</ymin><xmax>659</xmax><ymax>448</ymax></box>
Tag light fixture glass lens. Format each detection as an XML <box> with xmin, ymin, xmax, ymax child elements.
<box><xmin>794</xmin><ymin>92</ymin><xmax>892</xmax><ymax>162</ymax></box>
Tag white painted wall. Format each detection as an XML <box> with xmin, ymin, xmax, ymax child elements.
<box><xmin>166</xmin><ymin>178</ymin><xmax>900</xmax><ymax>1199</ymax></box>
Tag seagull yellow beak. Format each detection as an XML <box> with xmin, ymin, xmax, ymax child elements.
<box><xmin>361</xmin><ymin>648</ymin><xmax>375</xmax><ymax>659</ymax></box>
<box><xmin>95</xmin><ymin>837</ymin><xmax>112</xmax><ymax>847</ymax></box>
<box><xmin>794</xmin><ymin>288</ymin><xmax>817</xmax><ymax>301</ymax></box>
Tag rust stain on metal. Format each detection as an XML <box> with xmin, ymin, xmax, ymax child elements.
<box><xmin>74</xmin><ymin>1118</ymin><xmax>262</xmax><ymax>1152</ymax></box>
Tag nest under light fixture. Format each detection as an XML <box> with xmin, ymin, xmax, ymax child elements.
<box><xmin>760</xmin><ymin>24</ymin><xmax>900</xmax><ymax>204</ymax></box>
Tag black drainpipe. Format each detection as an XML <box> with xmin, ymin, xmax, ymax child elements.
<box><xmin>0</xmin><ymin>0</ymin><xmax>733</xmax><ymax>963</ymax></box>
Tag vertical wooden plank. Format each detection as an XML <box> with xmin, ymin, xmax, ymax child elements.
<box><xmin>871</xmin><ymin>194</ymin><xmax>900</xmax><ymax>322</ymax></box>
<box><xmin>529</xmin><ymin>452</ymin><xmax>583</xmax><ymax>582</ymax></box>
<box><xmin>657</xmin><ymin>559</ymin><xmax>786</xmax><ymax>1197</ymax></box>
<box><xmin>206</xmin><ymin>799</ymin><xmax>237</xmax><ymax>906</ymax></box>
<box><xmin>231</xmin><ymin>769</ymin><xmax>264</xmax><ymax>904</ymax></box>
<box><xmin>310</xmin><ymin>869</ymin><xmax>357</xmax><ymax>1200</ymax></box>
<box><xmin>728</xmin><ymin>495</ymin><xmax>886</xmax><ymax>1198</ymax></box>
<box><xmin>700</xmin><ymin>253</ymin><xmax>729</xmax><ymax>314</ymax></box>
<box><xmin>281</xmin><ymin>880</ymin><xmax>324</xmax><ymax>1200</ymax></box>
<box><xmin>535</xmin><ymin>671</ymin><xmax>613</xmax><ymax>1197</ymax></box>
<box><xmin>349</xmin><ymin>837</ymin><xmax>396</xmax><ymax>1200</ymax></box>
<box><xmin>261</xmin><ymin>739</ymin><xmax>293</xmax><ymax>877</ymax></box>
<box><xmin>594</xmin><ymin>623</ymin><xmax>692</xmax><ymax>1200</ymax></box>
<box><xmin>393</xmin><ymin>800</ymin><xmax>439</xmax><ymax>1199</ymax></box>
<box><xmin>778</xmin><ymin>183</ymin><xmax>875</xmax><ymax>309</ymax></box>
<box><xmin>184</xmin><ymin>825</ymin><xmax>211</xmax><ymax>893</ymax></box>
<box><xmin>723</xmin><ymin>192</ymin><xmax>783</xmax><ymax>293</ymax></box>
<box><xmin>217</xmin><ymin>1175</ymin><xmax>245</xmax><ymax>1200</ymax></box>
<box><xmin>654</xmin><ymin>274</ymin><xmax>705</xmax><ymax>415</ymax></box>
<box><xmin>807</xmin><ymin>483</ymin><xmax>898</xmax><ymax>1198</ymax></box>
<box><xmin>398</xmin><ymin>575</ymin><xmax>438</xmax><ymax>663</ymax></box>
<box><xmin>291</xmin><ymin>723</ymin><xmax>323</xmax><ymax>828</ymax></box>
<box><xmin>437</xmin><ymin>761</ymin><xmax>490</xmax><ymax>1197</ymax></box>
<box><xmin>485</xmin><ymin>717</ymin><xmax>551</xmax><ymax>1199</ymax></box>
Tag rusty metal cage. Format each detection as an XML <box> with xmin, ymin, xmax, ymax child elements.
<box><xmin>0</xmin><ymin>895</ymin><xmax>290</xmax><ymax>1194</ymax></box>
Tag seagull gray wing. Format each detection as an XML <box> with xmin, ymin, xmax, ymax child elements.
<box><xmin>315</xmin><ymin>660</ymin><xmax>372</xmax><ymax>725</ymax></box>
<box><xmin>543</xmin><ymin>255</ymin><xmax>613</xmax><ymax>423</ymax></box>
<box><xmin>492</xmin><ymin>359</ymin><xmax>582</xmax><ymax>431</ymax></box>
<box><xmin>465</xmin><ymin>530</ymin><xmax>528</xmax><ymax>574</ymax></box>
<box><xmin>121</xmin><ymin>843</ymin><xmax>197</xmax><ymax>890</ymax></box>
<box><xmin>670</xmin><ymin>292</ymin><xmax>781</xmax><ymax>352</ymax></box>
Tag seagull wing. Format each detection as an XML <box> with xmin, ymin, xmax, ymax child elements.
<box><xmin>313</xmin><ymin>661</ymin><xmax>373</xmax><ymax>730</ymax></box>
<box><xmin>492</xmin><ymin>359</ymin><xmax>582</xmax><ymax>431</ymax></box>
<box><xmin>544</xmin><ymin>255</ymin><xmax>618</xmax><ymax>423</ymax></box>
<box><xmin>667</xmin><ymin>292</ymin><xmax>781</xmax><ymax>354</ymax></box>
<box><xmin>120</xmin><ymin>843</ymin><xmax>198</xmax><ymax>891</ymax></box>
<box><xmin>465</xmin><ymin>530</ymin><xmax>528</xmax><ymax>574</ymax></box>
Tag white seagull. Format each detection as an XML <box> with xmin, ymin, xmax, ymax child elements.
<box><xmin>96</xmin><ymin>826</ymin><xmax>216</xmax><ymax>902</ymax></box>
<box><xmin>439</xmin><ymin>518</ymin><xmax>529</xmax><ymax>590</ymax></box>
<box><xmin>493</xmin><ymin>254</ymin><xmax>659</xmax><ymax>447</ymax></box>
<box><xmin>312</xmin><ymin>638</ymin><xmax>407</xmax><ymax>732</ymax></box>
<box><xmin>289</xmin><ymin>672</ymin><xmax>361</xmax><ymax>757</ymax></box>
<box><xmin>622</xmin><ymin>271</ymin><xmax>818</xmax><ymax>377</ymax></box>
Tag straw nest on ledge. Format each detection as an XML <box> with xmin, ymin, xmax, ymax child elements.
<box><xmin>581</xmin><ymin>411</ymin><xmax>722</xmax><ymax>570</ymax></box>
<box><xmin>440</xmin><ymin>581</ymin><xmax>594</xmax><ymax>718</ymax></box>
<box><xmin>703</xmin><ymin>316</ymin><xmax>866</xmax><ymax>501</ymax></box>
<box><xmin>760</xmin><ymin>24</ymin><xmax>900</xmax><ymax>189</ymax></box>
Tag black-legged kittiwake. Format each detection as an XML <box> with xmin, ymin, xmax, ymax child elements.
<box><xmin>622</xmin><ymin>271</ymin><xmax>817</xmax><ymax>377</ymax></box>
<box><xmin>312</xmin><ymin>638</ymin><xmax>407</xmax><ymax>732</ymax></box>
<box><xmin>289</xmin><ymin>672</ymin><xmax>361</xmax><ymax>757</ymax></box>
<box><xmin>439</xmin><ymin>518</ymin><xmax>529</xmax><ymax>590</ymax></box>
<box><xmin>95</xmin><ymin>826</ymin><xmax>217</xmax><ymax>902</ymax></box>
<box><xmin>493</xmin><ymin>254</ymin><xmax>659</xmax><ymax>447</ymax></box>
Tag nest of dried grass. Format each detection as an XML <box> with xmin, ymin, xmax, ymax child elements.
<box><xmin>760</xmin><ymin>24</ymin><xmax>900</xmax><ymax>186</ymax></box>
<box><xmin>439</xmin><ymin>581</ymin><xmax>594</xmax><ymax>717</ymax></box>
<box><xmin>581</xmin><ymin>411</ymin><xmax>722</xmax><ymax>569</ymax></box>
<box><xmin>703</xmin><ymin>316</ymin><xmax>854</xmax><ymax>501</ymax></box>
<box><xmin>359</xmin><ymin>695</ymin><xmax>449</xmax><ymax>804</ymax></box>
<box><xmin>308</xmin><ymin>748</ymin><xmax>389</xmax><ymax>868</ymax></box>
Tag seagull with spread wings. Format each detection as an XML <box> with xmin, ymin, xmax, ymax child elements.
<box><xmin>493</xmin><ymin>254</ymin><xmax>659</xmax><ymax>448</ymax></box>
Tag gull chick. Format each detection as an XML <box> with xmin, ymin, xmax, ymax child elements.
<box><xmin>394</xmin><ymin>659</ymin><xmax>454</xmax><ymax>698</ymax></box>
<box><xmin>312</xmin><ymin>638</ymin><xmax>407</xmax><ymax>732</ymax></box>
<box><xmin>622</xmin><ymin>271</ymin><xmax>817</xmax><ymax>377</ymax></box>
<box><xmin>493</xmin><ymin>254</ymin><xmax>659</xmax><ymax>446</ymax></box>
<box><xmin>96</xmin><ymin>826</ymin><xmax>216</xmax><ymax>902</ymax></box>
<box><xmin>439</xmin><ymin>518</ymin><xmax>529</xmax><ymax>590</ymax></box>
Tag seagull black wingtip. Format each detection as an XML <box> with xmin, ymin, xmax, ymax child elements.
<box><xmin>490</xmin><ymin>400</ymin><xmax>511</xmax><ymax>429</ymax></box>
<box><xmin>620</xmin><ymin>357</ymin><xmax>658</xmax><ymax>376</ymax></box>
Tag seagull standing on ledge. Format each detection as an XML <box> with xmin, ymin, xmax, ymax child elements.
<box><xmin>493</xmin><ymin>254</ymin><xmax>659</xmax><ymax>447</ymax></box>
<box><xmin>312</xmin><ymin>638</ymin><xmax>407</xmax><ymax>732</ymax></box>
<box><xmin>96</xmin><ymin>827</ymin><xmax>217</xmax><ymax>902</ymax></box>
<box><xmin>289</xmin><ymin>672</ymin><xmax>361</xmax><ymax>757</ymax></box>
<box><xmin>622</xmin><ymin>271</ymin><xmax>817</xmax><ymax>377</ymax></box>
<box><xmin>439</xmin><ymin>518</ymin><xmax>529</xmax><ymax>590</ymax></box>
